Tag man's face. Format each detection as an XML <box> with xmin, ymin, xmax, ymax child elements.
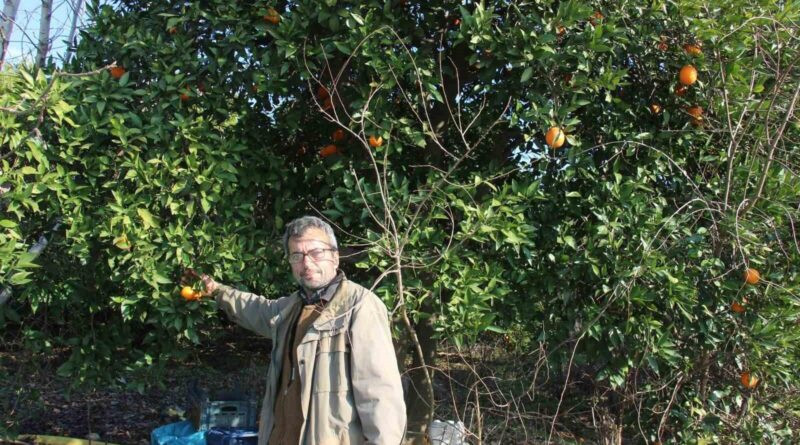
<box><xmin>288</xmin><ymin>227</ymin><xmax>340</xmax><ymax>292</ymax></box>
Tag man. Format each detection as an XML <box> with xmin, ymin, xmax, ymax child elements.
<box><xmin>195</xmin><ymin>216</ymin><xmax>406</xmax><ymax>445</ymax></box>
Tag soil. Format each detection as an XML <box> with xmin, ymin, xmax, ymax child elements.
<box><xmin>1</xmin><ymin>326</ymin><xmax>271</xmax><ymax>445</ymax></box>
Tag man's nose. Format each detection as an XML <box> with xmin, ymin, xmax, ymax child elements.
<box><xmin>301</xmin><ymin>253</ymin><xmax>316</xmax><ymax>267</ymax></box>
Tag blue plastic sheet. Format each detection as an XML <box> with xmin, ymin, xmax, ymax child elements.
<box><xmin>151</xmin><ymin>420</ymin><xmax>206</xmax><ymax>445</ymax></box>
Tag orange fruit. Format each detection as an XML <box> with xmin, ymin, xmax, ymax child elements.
<box><xmin>332</xmin><ymin>129</ymin><xmax>346</xmax><ymax>142</ymax></box>
<box><xmin>264</xmin><ymin>8</ymin><xmax>280</xmax><ymax>24</ymax></box>
<box><xmin>180</xmin><ymin>92</ymin><xmax>190</xmax><ymax>102</ymax></box>
<box><xmin>368</xmin><ymin>135</ymin><xmax>383</xmax><ymax>148</ymax></box>
<box><xmin>180</xmin><ymin>286</ymin><xmax>195</xmax><ymax>300</ymax></box>
<box><xmin>650</xmin><ymin>103</ymin><xmax>662</xmax><ymax>114</ymax></box>
<box><xmin>168</xmin><ymin>26</ymin><xmax>178</xmax><ymax>35</ymax></box>
<box><xmin>744</xmin><ymin>268</ymin><xmax>760</xmax><ymax>285</ymax></box>
<box><xmin>683</xmin><ymin>44</ymin><xmax>702</xmax><ymax>56</ymax></box>
<box><xmin>679</xmin><ymin>65</ymin><xmax>698</xmax><ymax>86</ymax></box>
<box><xmin>589</xmin><ymin>11</ymin><xmax>603</xmax><ymax>25</ymax></box>
<box><xmin>556</xmin><ymin>25</ymin><xmax>566</xmax><ymax>36</ymax></box>
<box><xmin>740</xmin><ymin>371</ymin><xmax>758</xmax><ymax>389</ymax></box>
<box><xmin>545</xmin><ymin>126</ymin><xmax>566</xmax><ymax>148</ymax></box>
<box><xmin>686</xmin><ymin>105</ymin><xmax>703</xmax><ymax>118</ymax></box>
<box><xmin>322</xmin><ymin>97</ymin><xmax>333</xmax><ymax>111</ymax></box>
<box><xmin>674</xmin><ymin>84</ymin><xmax>688</xmax><ymax>97</ymax></box>
<box><xmin>452</xmin><ymin>18</ymin><xmax>461</xmax><ymax>26</ymax></box>
<box><xmin>320</xmin><ymin>144</ymin><xmax>339</xmax><ymax>158</ymax></box>
<box><xmin>110</xmin><ymin>66</ymin><xmax>126</xmax><ymax>79</ymax></box>
<box><xmin>316</xmin><ymin>85</ymin><xmax>330</xmax><ymax>100</ymax></box>
<box><xmin>731</xmin><ymin>301</ymin><xmax>746</xmax><ymax>313</ymax></box>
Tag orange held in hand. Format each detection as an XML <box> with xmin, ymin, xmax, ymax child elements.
<box><xmin>545</xmin><ymin>126</ymin><xmax>565</xmax><ymax>149</ymax></box>
<box><xmin>744</xmin><ymin>268</ymin><xmax>760</xmax><ymax>285</ymax></box>
<box><xmin>181</xmin><ymin>286</ymin><xmax>199</xmax><ymax>301</ymax></box>
<box><xmin>679</xmin><ymin>65</ymin><xmax>698</xmax><ymax>86</ymax></box>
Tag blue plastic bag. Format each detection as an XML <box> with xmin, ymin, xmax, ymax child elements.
<box><xmin>151</xmin><ymin>420</ymin><xmax>207</xmax><ymax>445</ymax></box>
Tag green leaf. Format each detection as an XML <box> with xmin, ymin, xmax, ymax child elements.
<box><xmin>137</xmin><ymin>208</ymin><xmax>160</xmax><ymax>229</ymax></box>
<box><xmin>520</xmin><ymin>67</ymin><xmax>533</xmax><ymax>83</ymax></box>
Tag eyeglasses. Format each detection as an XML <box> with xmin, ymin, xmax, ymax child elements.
<box><xmin>287</xmin><ymin>248</ymin><xmax>337</xmax><ymax>264</ymax></box>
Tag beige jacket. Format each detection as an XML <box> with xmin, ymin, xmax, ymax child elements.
<box><xmin>214</xmin><ymin>279</ymin><xmax>406</xmax><ymax>445</ymax></box>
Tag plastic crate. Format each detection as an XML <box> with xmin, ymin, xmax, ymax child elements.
<box><xmin>197</xmin><ymin>399</ymin><xmax>258</xmax><ymax>431</ymax></box>
<box><xmin>205</xmin><ymin>427</ymin><xmax>258</xmax><ymax>445</ymax></box>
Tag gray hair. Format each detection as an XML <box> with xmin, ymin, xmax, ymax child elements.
<box><xmin>282</xmin><ymin>216</ymin><xmax>338</xmax><ymax>254</ymax></box>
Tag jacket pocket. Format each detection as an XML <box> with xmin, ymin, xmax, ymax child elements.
<box><xmin>312</xmin><ymin>331</ymin><xmax>351</xmax><ymax>393</ymax></box>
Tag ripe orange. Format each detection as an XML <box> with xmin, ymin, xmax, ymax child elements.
<box><xmin>368</xmin><ymin>135</ymin><xmax>383</xmax><ymax>148</ymax></box>
<box><xmin>316</xmin><ymin>85</ymin><xmax>330</xmax><ymax>100</ymax></box>
<box><xmin>686</xmin><ymin>105</ymin><xmax>703</xmax><ymax>118</ymax></box>
<box><xmin>180</xmin><ymin>286</ymin><xmax>195</xmax><ymax>300</ymax></box>
<box><xmin>320</xmin><ymin>144</ymin><xmax>339</xmax><ymax>158</ymax></box>
<box><xmin>332</xmin><ymin>129</ymin><xmax>346</xmax><ymax>142</ymax></box>
<box><xmin>684</xmin><ymin>44</ymin><xmax>702</xmax><ymax>56</ymax></box>
<box><xmin>545</xmin><ymin>126</ymin><xmax>566</xmax><ymax>149</ymax></box>
<box><xmin>650</xmin><ymin>103</ymin><xmax>662</xmax><ymax>114</ymax></box>
<box><xmin>589</xmin><ymin>11</ymin><xmax>603</xmax><ymax>26</ymax></box>
<box><xmin>556</xmin><ymin>25</ymin><xmax>566</xmax><ymax>36</ymax></box>
<box><xmin>674</xmin><ymin>84</ymin><xmax>688</xmax><ymax>97</ymax></box>
<box><xmin>180</xmin><ymin>92</ymin><xmax>190</xmax><ymax>102</ymax></box>
<box><xmin>679</xmin><ymin>65</ymin><xmax>698</xmax><ymax>86</ymax></box>
<box><xmin>731</xmin><ymin>301</ymin><xmax>746</xmax><ymax>313</ymax></box>
<box><xmin>264</xmin><ymin>8</ymin><xmax>280</xmax><ymax>24</ymax></box>
<box><xmin>452</xmin><ymin>18</ymin><xmax>461</xmax><ymax>26</ymax></box>
<box><xmin>740</xmin><ymin>371</ymin><xmax>758</xmax><ymax>389</ymax></box>
<box><xmin>110</xmin><ymin>66</ymin><xmax>126</xmax><ymax>79</ymax></box>
<box><xmin>744</xmin><ymin>268</ymin><xmax>760</xmax><ymax>285</ymax></box>
<box><xmin>168</xmin><ymin>26</ymin><xmax>178</xmax><ymax>35</ymax></box>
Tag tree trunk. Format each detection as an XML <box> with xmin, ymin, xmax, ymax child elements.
<box><xmin>64</xmin><ymin>0</ymin><xmax>85</xmax><ymax>63</ymax></box>
<box><xmin>1</xmin><ymin>0</ymin><xmax>22</xmax><ymax>69</ymax></box>
<box><xmin>36</xmin><ymin>0</ymin><xmax>53</xmax><ymax>67</ymax></box>
<box><xmin>402</xmin><ymin>310</ymin><xmax>437</xmax><ymax>445</ymax></box>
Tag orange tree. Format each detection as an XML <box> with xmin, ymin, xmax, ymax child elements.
<box><xmin>1</xmin><ymin>0</ymin><xmax>798</xmax><ymax>442</ymax></box>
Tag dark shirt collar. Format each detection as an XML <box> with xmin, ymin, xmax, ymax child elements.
<box><xmin>299</xmin><ymin>270</ymin><xmax>345</xmax><ymax>305</ymax></box>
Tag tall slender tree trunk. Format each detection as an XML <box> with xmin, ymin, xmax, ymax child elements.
<box><xmin>402</xmin><ymin>308</ymin><xmax>437</xmax><ymax>445</ymax></box>
<box><xmin>36</xmin><ymin>0</ymin><xmax>53</xmax><ymax>67</ymax></box>
<box><xmin>1</xmin><ymin>0</ymin><xmax>22</xmax><ymax>69</ymax></box>
<box><xmin>64</xmin><ymin>0</ymin><xmax>85</xmax><ymax>63</ymax></box>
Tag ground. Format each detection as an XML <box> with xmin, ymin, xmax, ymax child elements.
<box><xmin>1</xmin><ymin>325</ymin><xmax>271</xmax><ymax>445</ymax></box>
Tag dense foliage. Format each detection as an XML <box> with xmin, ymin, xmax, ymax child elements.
<box><xmin>2</xmin><ymin>0</ymin><xmax>798</xmax><ymax>442</ymax></box>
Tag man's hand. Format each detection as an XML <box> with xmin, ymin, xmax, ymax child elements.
<box><xmin>182</xmin><ymin>268</ymin><xmax>219</xmax><ymax>296</ymax></box>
